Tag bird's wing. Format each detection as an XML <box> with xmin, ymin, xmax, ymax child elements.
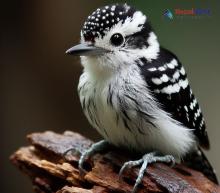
<box><xmin>138</xmin><ymin>47</ymin><xmax>209</xmax><ymax>149</ymax></box>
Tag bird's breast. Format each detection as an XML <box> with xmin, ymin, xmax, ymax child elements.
<box><xmin>77</xmin><ymin>70</ymin><xmax>156</xmax><ymax>152</ymax></box>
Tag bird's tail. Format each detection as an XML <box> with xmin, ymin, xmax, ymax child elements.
<box><xmin>182</xmin><ymin>147</ymin><xmax>218</xmax><ymax>184</ymax></box>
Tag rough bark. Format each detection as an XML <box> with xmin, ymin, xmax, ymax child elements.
<box><xmin>10</xmin><ymin>131</ymin><xmax>220</xmax><ymax>193</ymax></box>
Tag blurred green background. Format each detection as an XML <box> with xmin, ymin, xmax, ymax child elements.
<box><xmin>1</xmin><ymin>0</ymin><xmax>220</xmax><ymax>192</ymax></box>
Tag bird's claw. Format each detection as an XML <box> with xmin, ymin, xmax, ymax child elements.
<box><xmin>119</xmin><ymin>152</ymin><xmax>175</xmax><ymax>193</ymax></box>
<box><xmin>77</xmin><ymin>140</ymin><xmax>109</xmax><ymax>175</ymax></box>
<box><xmin>78</xmin><ymin>164</ymin><xmax>87</xmax><ymax>177</ymax></box>
<box><xmin>119</xmin><ymin>158</ymin><xmax>144</xmax><ymax>180</ymax></box>
<box><xmin>164</xmin><ymin>155</ymin><xmax>175</xmax><ymax>167</ymax></box>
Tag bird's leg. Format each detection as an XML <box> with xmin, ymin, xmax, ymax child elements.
<box><xmin>119</xmin><ymin>152</ymin><xmax>175</xmax><ymax>193</ymax></box>
<box><xmin>78</xmin><ymin>140</ymin><xmax>109</xmax><ymax>175</ymax></box>
<box><xmin>63</xmin><ymin>140</ymin><xmax>109</xmax><ymax>175</ymax></box>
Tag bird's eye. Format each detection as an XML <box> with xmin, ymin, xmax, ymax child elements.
<box><xmin>110</xmin><ymin>33</ymin><xmax>124</xmax><ymax>47</ymax></box>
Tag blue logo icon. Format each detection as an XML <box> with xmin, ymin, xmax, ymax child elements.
<box><xmin>164</xmin><ymin>9</ymin><xmax>174</xmax><ymax>19</ymax></box>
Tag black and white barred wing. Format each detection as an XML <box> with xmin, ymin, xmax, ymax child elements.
<box><xmin>139</xmin><ymin>47</ymin><xmax>209</xmax><ymax>149</ymax></box>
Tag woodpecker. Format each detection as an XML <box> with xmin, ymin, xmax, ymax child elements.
<box><xmin>66</xmin><ymin>4</ymin><xmax>218</xmax><ymax>192</ymax></box>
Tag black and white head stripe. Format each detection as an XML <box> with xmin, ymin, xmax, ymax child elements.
<box><xmin>82</xmin><ymin>4</ymin><xmax>149</xmax><ymax>42</ymax></box>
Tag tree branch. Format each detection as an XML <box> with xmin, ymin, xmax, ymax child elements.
<box><xmin>10</xmin><ymin>131</ymin><xmax>220</xmax><ymax>193</ymax></box>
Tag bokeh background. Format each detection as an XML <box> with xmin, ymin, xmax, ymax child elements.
<box><xmin>1</xmin><ymin>0</ymin><xmax>220</xmax><ymax>192</ymax></box>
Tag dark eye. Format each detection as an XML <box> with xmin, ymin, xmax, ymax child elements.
<box><xmin>110</xmin><ymin>33</ymin><xmax>124</xmax><ymax>47</ymax></box>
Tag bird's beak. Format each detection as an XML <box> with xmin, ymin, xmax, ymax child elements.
<box><xmin>65</xmin><ymin>43</ymin><xmax>109</xmax><ymax>56</ymax></box>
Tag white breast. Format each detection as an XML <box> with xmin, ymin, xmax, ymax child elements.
<box><xmin>78</xmin><ymin>64</ymin><xmax>195</xmax><ymax>158</ymax></box>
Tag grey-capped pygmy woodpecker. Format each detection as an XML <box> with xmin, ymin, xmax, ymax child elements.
<box><xmin>66</xmin><ymin>4</ymin><xmax>218</xmax><ymax>192</ymax></box>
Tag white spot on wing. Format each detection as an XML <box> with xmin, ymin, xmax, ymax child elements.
<box><xmin>167</xmin><ymin>62</ymin><xmax>175</xmax><ymax>69</ymax></box>
<box><xmin>160</xmin><ymin>74</ymin><xmax>169</xmax><ymax>82</ymax></box>
<box><xmin>190</xmin><ymin>98</ymin><xmax>197</xmax><ymax>110</ymax></box>
<box><xmin>158</xmin><ymin>66</ymin><xmax>166</xmax><ymax>71</ymax></box>
<box><xmin>180</xmin><ymin>67</ymin><xmax>186</xmax><ymax>75</ymax></box>
<box><xmin>161</xmin><ymin>83</ymin><xmax>180</xmax><ymax>94</ymax></box>
<box><xmin>148</xmin><ymin>68</ymin><xmax>157</xmax><ymax>72</ymax></box>
<box><xmin>152</xmin><ymin>78</ymin><xmax>162</xmax><ymax>85</ymax></box>
<box><xmin>173</xmin><ymin>71</ymin><xmax>180</xmax><ymax>80</ymax></box>
<box><xmin>159</xmin><ymin>78</ymin><xmax>188</xmax><ymax>94</ymax></box>
<box><xmin>179</xmin><ymin>79</ymin><xmax>188</xmax><ymax>89</ymax></box>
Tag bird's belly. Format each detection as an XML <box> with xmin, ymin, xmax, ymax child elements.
<box><xmin>95</xmin><ymin>104</ymin><xmax>138</xmax><ymax>149</ymax></box>
<box><xmin>83</xmin><ymin>94</ymin><xmax>153</xmax><ymax>153</ymax></box>
<box><xmin>83</xmin><ymin>95</ymin><xmax>194</xmax><ymax>157</ymax></box>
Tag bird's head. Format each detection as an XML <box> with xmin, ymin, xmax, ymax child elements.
<box><xmin>66</xmin><ymin>4</ymin><xmax>160</xmax><ymax>77</ymax></box>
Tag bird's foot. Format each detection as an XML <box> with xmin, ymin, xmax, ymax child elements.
<box><xmin>119</xmin><ymin>152</ymin><xmax>175</xmax><ymax>193</ymax></box>
<box><xmin>77</xmin><ymin>140</ymin><xmax>109</xmax><ymax>175</ymax></box>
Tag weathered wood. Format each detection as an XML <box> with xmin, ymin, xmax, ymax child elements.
<box><xmin>10</xmin><ymin>131</ymin><xmax>220</xmax><ymax>193</ymax></box>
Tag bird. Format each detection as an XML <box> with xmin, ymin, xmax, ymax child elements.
<box><xmin>66</xmin><ymin>4</ymin><xmax>218</xmax><ymax>192</ymax></box>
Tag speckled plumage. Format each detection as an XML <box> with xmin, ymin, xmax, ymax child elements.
<box><xmin>82</xmin><ymin>4</ymin><xmax>136</xmax><ymax>40</ymax></box>
<box><xmin>138</xmin><ymin>48</ymin><xmax>210</xmax><ymax>149</ymax></box>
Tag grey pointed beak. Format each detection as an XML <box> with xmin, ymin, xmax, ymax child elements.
<box><xmin>65</xmin><ymin>43</ymin><xmax>109</xmax><ymax>56</ymax></box>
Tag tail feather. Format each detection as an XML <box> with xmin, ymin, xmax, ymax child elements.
<box><xmin>182</xmin><ymin>147</ymin><xmax>218</xmax><ymax>184</ymax></box>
